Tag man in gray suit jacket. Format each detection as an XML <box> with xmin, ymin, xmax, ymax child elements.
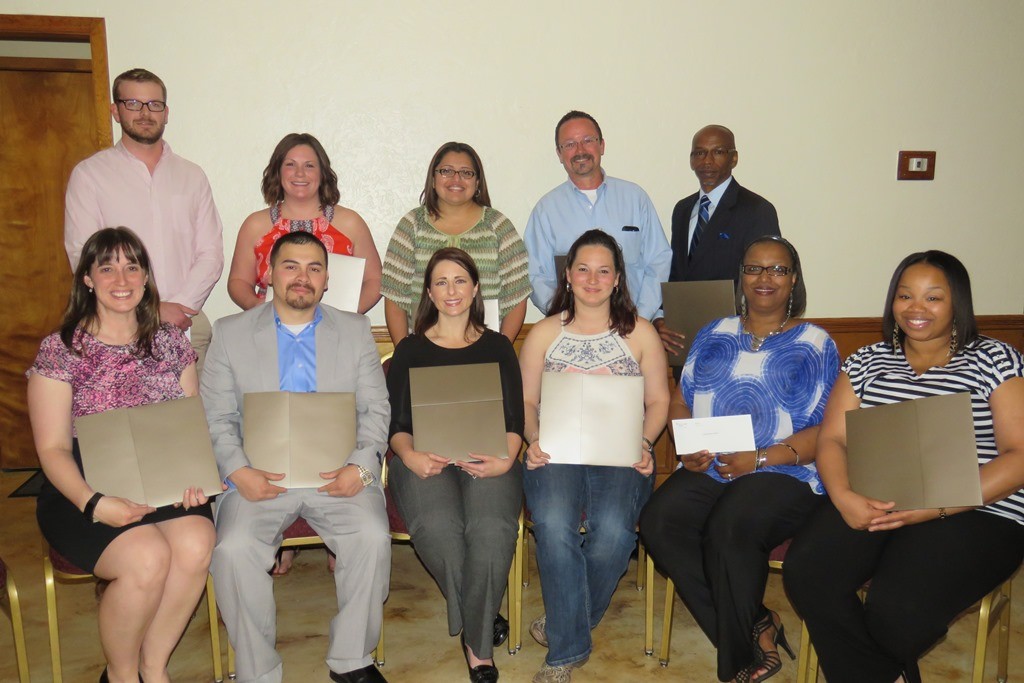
<box><xmin>202</xmin><ymin>232</ymin><xmax>391</xmax><ymax>683</ymax></box>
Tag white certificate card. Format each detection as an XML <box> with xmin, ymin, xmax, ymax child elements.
<box><xmin>672</xmin><ymin>415</ymin><xmax>755</xmax><ymax>455</ymax></box>
<box><xmin>539</xmin><ymin>372</ymin><xmax>645</xmax><ymax>467</ymax></box>
<box><xmin>484</xmin><ymin>299</ymin><xmax>500</xmax><ymax>332</ymax></box>
<box><xmin>320</xmin><ymin>254</ymin><xmax>366</xmax><ymax>313</ymax></box>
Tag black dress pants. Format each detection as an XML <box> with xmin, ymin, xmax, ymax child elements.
<box><xmin>784</xmin><ymin>502</ymin><xmax>1024</xmax><ymax>683</ymax></box>
<box><xmin>639</xmin><ymin>469</ymin><xmax>822</xmax><ymax>681</ymax></box>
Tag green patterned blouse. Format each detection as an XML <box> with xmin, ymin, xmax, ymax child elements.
<box><xmin>381</xmin><ymin>205</ymin><xmax>532</xmax><ymax>322</ymax></box>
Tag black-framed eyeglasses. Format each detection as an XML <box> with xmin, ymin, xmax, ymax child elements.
<box><xmin>557</xmin><ymin>136</ymin><xmax>601</xmax><ymax>153</ymax></box>
<box><xmin>435</xmin><ymin>167</ymin><xmax>477</xmax><ymax>179</ymax></box>
<box><xmin>690</xmin><ymin>148</ymin><xmax>734</xmax><ymax>160</ymax></box>
<box><xmin>116</xmin><ymin>99</ymin><xmax>166</xmax><ymax>112</ymax></box>
<box><xmin>741</xmin><ymin>264</ymin><xmax>792</xmax><ymax>277</ymax></box>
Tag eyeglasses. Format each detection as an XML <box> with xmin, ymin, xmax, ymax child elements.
<box><xmin>690</xmin><ymin>147</ymin><xmax>734</xmax><ymax>160</ymax></box>
<box><xmin>116</xmin><ymin>99</ymin><xmax>167</xmax><ymax>112</ymax></box>
<box><xmin>435</xmin><ymin>167</ymin><xmax>477</xmax><ymax>180</ymax></box>
<box><xmin>558</xmin><ymin>136</ymin><xmax>601</xmax><ymax>153</ymax></box>
<box><xmin>741</xmin><ymin>264</ymin><xmax>792</xmax><ymax>277</ymax></box>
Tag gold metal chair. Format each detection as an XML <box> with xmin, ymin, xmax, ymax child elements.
<box><xmin>970</xmin><ymin>575</ymin><xmax>1013</xmax><ymax>683</ymax></box>
<box><xmin>1</xmin><ymin>556</ymin><xmax>30</xmax><ymax>682</ymax></box>
<box><xmin>43</xmin><ymin>541</ymin><xmax>223</xmax><ymax>682</ymax></box>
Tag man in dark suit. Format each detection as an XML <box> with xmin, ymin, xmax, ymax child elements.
<box><xmin>655</xmin><ymin>125</ymin><xmax>780</xmax><ymax>353</ymax></box>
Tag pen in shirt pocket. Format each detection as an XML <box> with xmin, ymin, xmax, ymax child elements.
<box><xmin>622</xmin><ymin>225</ymin><xmax>639</xmax><ymax>232</ymax></box>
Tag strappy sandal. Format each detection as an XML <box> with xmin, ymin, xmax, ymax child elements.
<box><xmin>749</xmin><ymin>609</ymin><xmax>795</xmax><ymax>682</ymax></box>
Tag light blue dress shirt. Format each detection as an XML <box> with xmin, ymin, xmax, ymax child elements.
<box><xmin>524</xmin><ymin>173</ymin><xmax>671</xmax><ymax>320</ymax></box>
<box><xmin>275</xmin><ymin>306</ymin><xmax>322</xmax><ymax>392</ymax></box>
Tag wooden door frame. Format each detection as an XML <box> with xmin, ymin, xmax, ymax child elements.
<box><xmin>0</xmin><ymin>14</ymin><xmax>112</xmax><ymax>149</ymax></box>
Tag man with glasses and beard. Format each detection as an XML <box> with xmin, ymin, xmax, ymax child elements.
<box><xmin>524</xmin><ymin>110</ymin><xmax>671</xmax><ymax>321</ymax></box>
<box><xmin>64</xmin><ymin>67</ymin><xmax>223</xmax><ymax>371</ymax></box>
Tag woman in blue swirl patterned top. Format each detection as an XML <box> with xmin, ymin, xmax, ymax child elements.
<box><xmin>784</xmin><ymin>251</ymin><xmax>1024</xmax><ymax>683</ymax></box>
<box><xmin>639</xmin><ymin>236</ymin><xmax>840</xmax><ymax>683</ymax></box>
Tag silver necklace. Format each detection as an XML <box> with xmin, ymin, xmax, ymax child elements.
<box><xmin>743</xmin><ymin>314</ymin><xmax>790</xmax><ymax>351</ymax></box>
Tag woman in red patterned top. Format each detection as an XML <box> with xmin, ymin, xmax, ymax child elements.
<box><xmin>227</xmin><ymin>133</ymin><xmax>382</xmax><ymax>313</ymax></box>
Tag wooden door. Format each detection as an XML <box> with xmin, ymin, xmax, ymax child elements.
<box><xmin>0</xmin><ymin>16</ymin><xmax>110</xmax><ymax>469</ymax></box>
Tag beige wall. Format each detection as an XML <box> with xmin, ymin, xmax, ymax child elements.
<box><xmin>8</xmin><ymin>1</ymin><xmax>1024</xmax><ymax>323</ymax></box>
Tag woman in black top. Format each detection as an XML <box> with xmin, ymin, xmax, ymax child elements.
<box><xmin>386</xmin><ymin>247</ymin><xmax>524</xmax><ymax>683</ymax></box>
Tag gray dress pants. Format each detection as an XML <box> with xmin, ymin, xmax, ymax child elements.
<box><xmin>212</xmin><ymin>486</ymin><xmax>391</xmax><ymax>683</ymax></box>
<box><xmin>388</xmin><ymin>459</ymin><xmax>522</xmax><ymax>658</ymax></box>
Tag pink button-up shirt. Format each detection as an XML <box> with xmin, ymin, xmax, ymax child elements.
<box><xmin>64</xmin><ymin>140</ymin><xmax>224</xmax><ymax>311</ymax></box>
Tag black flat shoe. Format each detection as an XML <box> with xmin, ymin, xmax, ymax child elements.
<box><xmin>462</xmin><ymin>633</ymin><xmax>499</xmax><ymax>682</ymax></box>
<box><xmin>328</xmin><ymin>663</ymin><xmax>387</xmax><ymax>682</ymax></box>
<box><xmin>492</xmin><ymin>613</ymin><xmax>510</xmax><ymax>647</ymax></box>
<box><xmin>469</xmin><ymin>663</ymin><xmax>499</xmax><ymax>683</ymax></box>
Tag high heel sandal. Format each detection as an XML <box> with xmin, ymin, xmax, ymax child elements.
<box><xmin>748</xmin><ymin>609</ymin><xmax>794</xmax><ymax>682</ymax></box>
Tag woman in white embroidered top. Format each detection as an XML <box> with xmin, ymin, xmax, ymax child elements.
<box><xmin>518</xmin><ymin>229</ymin><xmax>669</xmax><ymax>683</ymax></box>
<box><xmin>784</xmin><ymin>251</ymin><xmax>1024</xmax><ymax>683</ymax></box>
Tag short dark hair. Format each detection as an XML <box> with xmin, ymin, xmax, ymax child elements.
<box><xmin>420</xmin><ymin>142</ymin><xmax>491</xmax><ymax>219</ymax></box>
<box><xmin>61</xmin><ymin>227</ymin><xmax>162</xmax><ymax>358</ymax></box>
<box><xmin>269</xmin><ymin>231</ymin><xmax>329</xmax><ymax>267</ymax></box>
<box><xmin>112</xmin><ymin>68</ymin><xmax>167</xmax><ymax>101</ymax></box>
<box><xmin>413</xmin><ymin>248</ymin><xmax>486</xmax><ymax>339</ymax></box>
<box><xmin>555</xmin><ymin>110</ymin><xmax>603</xmax><ymax>148</ymax></box>
<box><xmin>261</xmin><ymin>133</ymin><xmax>341</xmax><ymax>208</ymax></box>
<box><xmin>736</xmin><ymin>235</ymin><xmax>807</xmax><ymax>318</ymax></box>
<box><xmin>548</xmin><ymin>229</ymin><xmax>637</xmax><ymax>336</ymax></box>
<box><xmin>882</xmin><ymin>250</ymin><xmax>978</xmax><ymax>353</ymax></box>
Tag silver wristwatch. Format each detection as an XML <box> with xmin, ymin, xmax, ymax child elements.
<box><xmin>355</xmin><ymin>465</ymin><xmax>375</xmax><ymax>487</ymax></box>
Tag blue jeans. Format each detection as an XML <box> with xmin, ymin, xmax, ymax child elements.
<box><xmin>523</xmin><ymin>463</ymin><xmax>652</xmax><ymax>666</ymax></box>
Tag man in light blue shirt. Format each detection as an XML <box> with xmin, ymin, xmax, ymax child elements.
<box><xmin>524</xmin><ymin>110</ymin><xmax>671</xmax><ymax>319</ymax></box>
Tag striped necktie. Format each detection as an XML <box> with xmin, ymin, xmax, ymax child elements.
<box><xmin>689</xmin><ymin>195</ymin><xmax>711</xmax><ymax>261</ymax></box>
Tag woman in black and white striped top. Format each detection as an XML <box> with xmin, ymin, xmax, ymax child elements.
<box><xmin>783</xmin><ymin>250</ymin><xmax>1024</xmax><ymax>683</ymax></box>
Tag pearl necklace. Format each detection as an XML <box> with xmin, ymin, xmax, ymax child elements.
<box><xmin>743</xmin><ymin>314</ymin><xmax>790</xmax><ymax>351</ymax></box>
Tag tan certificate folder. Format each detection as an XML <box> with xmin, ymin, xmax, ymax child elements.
<box><xmin>243</xmin><ymin>392</ymin><xmax>356</xmax><ymax>488</ymax></box>
<box><xmin>661</xmin><ymin>280</ymin><xmax>736</xmax><ymax>367</ymax></box>
<box><xmin>410</xmin><ymin>363</ymin><xmax>508</xmax><ymax>462</ymax></box>
<box><xmin>320</xmin><ymin>254</ymin><xmax>366</xmax><ymax>313</ymax></box>
<box><xmin>75</xmin><ymin>396</ymin><xmax>221</xmax><ymax>508</ymax></box>
<box><xmin>539</xmin><ymin>372</ymin><xmax>645</xmax><ymax>466</ymax></box>
<box><xmin>846</xmin><ymin>392</ymin><xmax>983</xmax><ymax>510</ymax></box>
